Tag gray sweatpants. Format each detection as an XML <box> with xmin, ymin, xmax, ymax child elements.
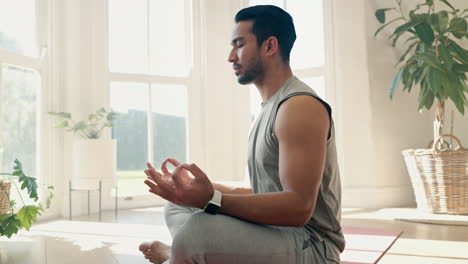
<box><xmin>162</xmin><ymin>202</ymin><xmax>339</xmax><ymax>264</ymax></box>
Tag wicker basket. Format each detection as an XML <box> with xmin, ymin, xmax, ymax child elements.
<box><xmin>0</xmin><ymin>181</ymin><xmax>11</xmax><ymax>215</ymax></box>
<box><xmin>402</xmin><ymin>135</ymin><xmax>468</xmax><ymax>215</ymax></box>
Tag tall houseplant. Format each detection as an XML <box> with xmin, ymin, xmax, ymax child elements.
<box><xmin>49</xmin><ymin>108</ymin><xmax>120</xmax><ymax>190</ymax></box>
<box><xmin>374</xmin><ymin>0</ymin><xmax>468</xmax><ymax>140</ymax></box>
<box><xmin>374</xmin><ymin>0</ymin><xmax>468</xmax><ymax>214</ymax></box>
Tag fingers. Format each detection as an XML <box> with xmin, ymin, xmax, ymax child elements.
<box><xmin>167</xmin><ymin>158</ymin><xmax>181</xmax><ymax>167</ymax></box>
<box><xmin>161</xmin><ymin>158</ymin><xmax>181</xmax><ymax>175</ymax></box>
<box><xmin>160</xmin><ymin>159</ymin><xmax>170</xmax><ymax>175</ymax></box>
<box><xmin>172</xmin><ymin>165</ymin><xmax>187</xmax><ymax>189</ymax></box>
<box><xmin>144</xmin><ymin>178</ymin><xmax>175</xmax><ymax>203</ymax></box>
<box><xmin>146</xmin><ymin>170</ymin><xmax>174</xmax><ymax>193</ymax></box>
<box><xmin>182</xmin><ymin>163</ymin><xmax>210</xmax><ymax>182</ymax></box>
<box><xmin>144</xmin><ymin>167</ymin><xmax>162</xmax><ymax>182</ymax></box>
<box><xmin>144</xmin><ymin>179</ymin><xmax>164</xmax><ymax>196</ymax></box>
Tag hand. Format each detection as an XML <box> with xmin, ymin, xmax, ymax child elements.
<box><xmin>144</xmin><ymin>158</ymin><xmax>191</xmax><ymax>187</ymax></box>
<box><xmin>144</xmin><ymin>161</ymin><xmax>214</xmax><ymax>209</ymax></box>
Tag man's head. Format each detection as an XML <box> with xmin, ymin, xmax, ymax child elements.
<box><xmin>228</xmin><ymin>5</ymin><xmax>296</xmax><ymax>85</ymax></box>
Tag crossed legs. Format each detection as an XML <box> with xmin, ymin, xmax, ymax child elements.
<box><xmin>139</xmin><ymin>202</ymin><xmax>325</xmax><ymax>264</ymax></box>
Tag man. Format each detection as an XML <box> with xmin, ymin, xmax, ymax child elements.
<box><xmin>139</xmin><ymin>5</ymin><xmax>344</xmax><ymax>264</ymax></box>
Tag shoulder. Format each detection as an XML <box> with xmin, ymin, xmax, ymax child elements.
<box><xmin>275</xmin><ymin>95</ymin><xmax>330</xmax><ymax>142</ymax></box>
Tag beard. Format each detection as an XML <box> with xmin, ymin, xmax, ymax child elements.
<box><xmin>237</xmin><ymin>57</ymin><xmax>263</xmax><ymax>85</ymax></box>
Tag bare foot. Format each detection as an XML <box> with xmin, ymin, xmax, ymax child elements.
<box><xmin>139</xmin><ymin>241</ymin><xmax>171</xmax><ymax>264</ymax></box>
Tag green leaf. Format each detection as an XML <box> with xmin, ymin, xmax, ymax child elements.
<box><xmin>453</xmin><ymin>63</ymin><xmax>468</xmax><ymax>73</ymax></box>
<box><xmin>438</xmin><ymin>44</ymin><xmax>454</xmax><ymax>68</ymax></box>
<box><xmin>375</xmin><ymin>8</ymin><xmax>395</xmax><ymax>24</ymax></box>
<box><xmin>446</xmin><ymin>73</ymin><xmax>466</xmax><ymax>114</ymax></box>
<box><xmin>17</xmin><ymin>205</ymin><xmax>42</xmax><ymax>231</ymax></box>
<box><xmin>398</xmin><ymin>41</ymin><xmax>419</xmax><ymax>64</ymax></box>
<box><xmin>106</xmin><ymin>112</ymin><xmax>120</xmax><ymax>121</ymax></box>
<box><xmin>72</xmin><ymin>121</ymin><xmax>87</xmax><ymax>133</ymax></box>
<box><xmin>0</xmin><ymin>214</ymin><xmax>22</xmax><ymax>238</ymax></box>
<box><xmin>48</xmin><ymin>112</ymin><xmax>71</xmax><ymax>119</ymax></box>
<box><xmin>440</xmin><ymin>0</ymin><xmax>456</xmax><ymax>11</ymax></box>
<box><xmin>426</xmin><ymin>0</ymin><xmax>433</xmax><ymax>6</ymax></box>
<box><xmin>449</xmin><ymin>18</ymin><xmax>468</xmax><ymax>39</ymax></box>
<box><xmin>392</xmin><ymin>32</ymin><xmax>406</xmax><ymax>47</ymax></box>
<box><xmin>424</xmin><ymin>88</ymin><xmax>435</xmax><ymax>109</ymax></box>
<box><xmin>13</xmin><ymin>159</ymin><xmax>23</xmax><ymax>171</ymax></box>
<box><xmin>389</xmin><ymin>69</ymin><xmax>403</xmax><ymax>99</ymax></box>
<box><xmin>409</xmin><ymin>12</ymin><xmax>428</xmax><ymax>23</ymax></box>
<box><xmin>414</xmin><ymin>22</ymin><xmax>435</xmax><ymax>45</ymax></box>
<box><xmin>393</xmin><ymin>20</ymin><xmax>421</xmax><ymax>36</ymax></box>
<box><xmin>8</xmin><ymin>200</ymin><xmax>16</xmax><ymax>211</ymax></box>
<box><xmin>402</xmin><ymin>35</ymin><xmax>418</xmax><ymax>45</ymax></box>
<box><xmin>13</xmin><ymin>159</ymin><xmax>39</xmax><ymax>201</ymax></box>
<box><xmin>418</xmin><ymin>81</ymin><xmax>436</xmax><ymax>111</ymax></box>
<box><xmin>88</xmin><ymin>114</ymin><xmax>97</xmax><ymax>121</ymax></box>
<box><xmin>420</xmin><ymin>52</ymin><xmax>444</xmax><ymax>71</ymax></box>
<box><xmin>415</xmin><ymin>65</ymin><xmax>430</xmax><ymax>84</ymax></box>
<box><xmin>374</xmin><ymin>17</ymin><xmax>405</xmax><ymax>37</ymax></box>
<box><xmin>417</xmin><ymin>85</ymin><xmax>427</xmax><ymax>111</ymax></box>
<box><xmin>431</xmin><ymin>11</ymin><xmax>449</xmax><ymax>34</ymax></box>
<box><xmin>54</xmin><ymin>120</ymin><xmax>69</xmax><ymax>128</ymax></box>
<box><xmin>428</xmin><ymin>68</ymin><xmax>444</xmax><ymax>99</ymax></box>
<box><xmin>447</xmin><ymin>39</ymin><xmax>468</xmax><ymax>64</ymax></box>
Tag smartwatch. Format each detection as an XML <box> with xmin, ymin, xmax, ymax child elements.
<box><xmin>203</xmin><ymin>189</ymin><xmax>222</xmax><ymax>215</ymax></box>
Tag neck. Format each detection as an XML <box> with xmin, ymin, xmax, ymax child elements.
<box><xmin>254</xmin><ymin>63</ymin><xmax>293</xmax><ymax>102</ymax></box>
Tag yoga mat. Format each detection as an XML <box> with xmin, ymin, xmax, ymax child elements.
<box><xmin>341</xmin><ymin>226</ymin><xmax>401</xmax><ymax>264</ymax></box>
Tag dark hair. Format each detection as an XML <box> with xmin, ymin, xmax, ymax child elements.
<box><xmin>235</xmin><ymin>5</ymin><xmax>296</xmax><ymax>63</ymax></box>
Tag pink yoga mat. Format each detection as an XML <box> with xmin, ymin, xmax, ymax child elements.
<box><xmin>340</xmin><ymin>226</ymin><xmax>401</xmax><ymax>264</ymax></box>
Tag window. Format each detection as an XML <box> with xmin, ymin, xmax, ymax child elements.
<box><xmin>247</xmin><ymin>0</ymin><xmax>328</xmax><ymax>120</ymax></box>
<box><xmin>108</xmin><ymin>0</ymin><xmax>192</xmax><ymax>196</ymax></box>
<box><xmin>0</xmin><ymin>0</ymin><xmax>45</xmax><ymax>204</ymax></box>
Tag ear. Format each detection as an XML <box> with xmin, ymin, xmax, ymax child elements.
<box><xmin>264</xmin><ymin>36</ymin><xmax>279</xmax><ymax>56</ymax></box>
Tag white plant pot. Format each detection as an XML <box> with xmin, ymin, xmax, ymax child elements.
<box><xmin>72</xmin><ymin>139</ymin><xmax>116</xmax><ymax>190</ymax></box>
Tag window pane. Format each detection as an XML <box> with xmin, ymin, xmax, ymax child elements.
<box><xmin>288</xmin><ymin>0</ymin><xmax>325</xmax><ymax>69</ymax></box>
<box><xmin>151</xmin><ymin>84</ymin><xmax>188</xmax><ymax>167</ymax></box>
<box><xmin>0</xmin><ymin>0</ymin><xmax>38</xmax><ymax>57</ymax></box>
<box><xmin>302</xmin><ymin>76</ymin><xmax>325</xmax><ymax>99</ymax></box>
<box><xmin>110</xmin><ymin>82</ymin><xmax>149</xmax><ymax>196</ymax></box>
<box><xmin>0</xmin><ymin>65</ymin><xmax>39</xmax><ymax>204</ymax></box>
<box><xmin>149</xmin><ymin>0</ymin><xmax>192</xmax><ymax>77</ymax></box>
<box><xmin>108</xmin><ymin>0</ymin><xmax>148</xmax><ymax>74</ymax></box>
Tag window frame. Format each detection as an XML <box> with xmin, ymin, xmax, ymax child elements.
<box><xmin>106</xmin><ymin>0</ymin><xmax>202</xmax><ymax>201</ymax></box>
<box><xmin>0</xmin><ymin>0</ymin><xmax>53</xmax><ymax>215</ymax></box>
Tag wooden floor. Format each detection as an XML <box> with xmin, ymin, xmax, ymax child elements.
<box><xmin>342</xmin><ymin>208</ymin><xmax>468</xmax><ymax>264</ymax></box>
<box><xmin>1</xmin><ymin>207</ymin><xmax>467</xmax><ymax>263</ymax></box>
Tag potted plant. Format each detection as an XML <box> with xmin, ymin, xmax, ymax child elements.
<box><xmin>374</xmin><ymin>0</ymin><xmax>468</xmax><ymax>214</ymax></box>
<box><xmin>49</xmin><ymin>108</ymin><xmax>120</xmax><ymax>190</ymax></box>
<box><xmin>0</xmin><ymin>158</ymin><xmax>53</xmax><ymax>238</ymax></box>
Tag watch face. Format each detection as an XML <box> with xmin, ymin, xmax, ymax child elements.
<box><xmin>205</xmin><ymin>203</ymin><xmax>220</xmax><ymax>215</ymax></box>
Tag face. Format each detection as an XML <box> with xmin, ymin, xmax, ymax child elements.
<box><xmin>228</xmin><ymin>21</ymin><xmax>264</xmax><ymax>85</ymax></box>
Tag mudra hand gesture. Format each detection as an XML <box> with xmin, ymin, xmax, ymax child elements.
<box><xmin>144</xmin><ymin>158</ymin><xmax>214</xmax><ymax>209</ymax></box>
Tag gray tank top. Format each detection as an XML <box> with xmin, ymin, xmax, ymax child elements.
<box><xmin>247</xmin><ymin>76</ymin><xmax>345</xmax><ymax>253</ymax></box>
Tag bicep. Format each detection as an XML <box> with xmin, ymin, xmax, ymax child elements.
<box><xmin>275</xmin><ymin>95</ymin><xmax>330</xmax><ymax>212</ymax></box>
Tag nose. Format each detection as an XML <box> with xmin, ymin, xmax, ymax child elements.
<box><xmin>228</xmin><ymin>48</ymin><xmax>237</xmax><ymax>63</ymax></box>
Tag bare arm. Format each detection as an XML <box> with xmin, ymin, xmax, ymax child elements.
<box><xmin>218</xmin><ymin>96</ymin><xmax>329</xmax><ymax>226</ymax></box>
<box><xmin>212</xmin><ymin>181</ymin><xmax>253</xmax><ymax>195</ymax></box>
<box><xmin>145</xmin><ymin>96</ymin><xmax>329</xmax><ymax>227</ymax></box>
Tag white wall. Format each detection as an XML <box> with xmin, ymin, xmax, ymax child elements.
<box><xmin>335</xmin><ymin>0</ymin><xmax>468</xmax><ymax>208</ymax></box>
